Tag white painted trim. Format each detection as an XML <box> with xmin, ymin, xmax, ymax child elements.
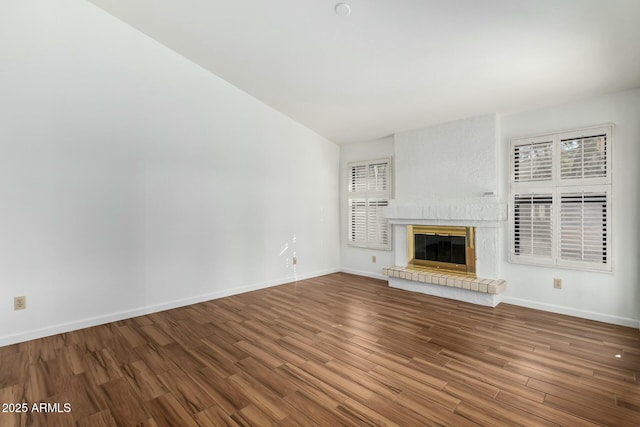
<box><xmin>501</xmin><ymin>296</ymin><xmax>640</xmax><ymax>329</ymax></box>
<box><xmin>0</xmin><ymin>268</ymin><xmax>340</xmax><ymax>347</ymax></box>
<box><xmin>340</xmin><ymin>268</ymin><xmax>387</xmax><ymax>281</ymax></box>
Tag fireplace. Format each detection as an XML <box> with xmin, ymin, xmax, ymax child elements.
<box><xmin>407</xmin><ymin>225</ymin><xmax>476</xmax><ymax>276</ymax></box>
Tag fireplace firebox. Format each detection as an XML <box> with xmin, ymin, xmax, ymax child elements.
<box><xmin>407</xmin><ymin>225</ymin><xmax>476</xmax><ymax>276</ymax></box>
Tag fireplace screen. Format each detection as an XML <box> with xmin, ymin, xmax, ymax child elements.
<box><xmin>408</xmin><ymin>225</ymin><xmax>476</xmax><ymax>276</ymax></box>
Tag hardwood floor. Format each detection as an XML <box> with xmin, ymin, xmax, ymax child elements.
<box><xmin>1</xmin><ymin>272</ymin><xmax>639</xmax><ymax>426</ymax></box>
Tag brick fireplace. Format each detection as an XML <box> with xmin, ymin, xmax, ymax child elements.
<box><xmin>381</xmin><ymin>113</ymin><xmax>507</xmax><ymax>307</ymax></box>
<box><xmin>382</xmin><ymin>199</ymin><xmax>507</xmax><ymax>307</ymax></box>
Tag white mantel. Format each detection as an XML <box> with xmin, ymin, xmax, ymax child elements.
<box><xmin>384</xmin><ymin>197</ymin><xmax>506</xmax><ymax>227</ymax></box>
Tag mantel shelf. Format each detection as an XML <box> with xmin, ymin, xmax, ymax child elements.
<box><xmin>383</xmin><ymin>200</ymin><xmax>507</xmax><ymax>226</ymax></box>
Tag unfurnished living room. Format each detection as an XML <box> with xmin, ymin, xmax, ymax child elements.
<box><xmin>1</xmin><ymin>1</ymin><xmax>639</xmax><ymax>426</ymax></box>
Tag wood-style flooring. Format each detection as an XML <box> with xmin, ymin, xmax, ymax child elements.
<box><xmin>1</xmin><ymin>273</ymin><xmax>639</xmax><ymax>426</ymax></box>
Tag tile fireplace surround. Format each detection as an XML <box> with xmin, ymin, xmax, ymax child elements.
<box><xmin>382</xmin><ymin>199</ymin><xmax>507</xmax><ymax>307</ymax></box>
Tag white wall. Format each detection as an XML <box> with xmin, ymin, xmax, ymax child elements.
<box><xmin>0</xmin><ymin>0</ymin><xmax>340</xmax><ymax>346</ymax></box>
<box><xmin>340</xmin><ymin>136</ymin><xmax>395</xmax><ymax>279</ymax></box>
<box><xmin>499</xmin><ymin>88</ymin><xmax>640</xmax><ymax>327</ymax></box>
<box><xmin>394</xmin><ymin>114</ymin><xmax>499</xmax><ymax>200</ymax></box>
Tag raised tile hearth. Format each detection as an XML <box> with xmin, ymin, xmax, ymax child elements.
<box><xmin>382</xmin><ymin>266</ymin><xmax>506</xmax><ymax>307</ymax></box>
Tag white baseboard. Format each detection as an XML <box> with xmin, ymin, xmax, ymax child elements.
<box><xmin>340</xmin><ymin>268</ymin><xmax>387</xmax><ymax>281</ymax></box>
<box><xmin>0</xmin><ymin>267</ymin><xmax>340</xmax><ymax>347</ymax></box>
<box><xmin>501</xmin><ymin>296</ymin><xmax>640</xmax><ymax>329</ymax></box>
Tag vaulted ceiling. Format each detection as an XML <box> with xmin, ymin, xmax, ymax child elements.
<box><xmin>88</xmin><ymin>0</ymin><xmax>640</xmax><ymax>144</ymax></box>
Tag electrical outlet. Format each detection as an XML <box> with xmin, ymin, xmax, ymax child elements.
<box><xmin>14</xmin><ymin>296</ymin><xmax>26</xmax><ymax>310</ymax></box>
<box><xmin>553</xmin><ymin>278</ymin><xmax>562</xmax><ymax>289</ymax></box>
<box><xmin>292</xmin><ymin>256</ymin><xmax>297</xmax><ymax>265</ymax></box>
<box><xmin>372</xmin><ymin>256</ymin><xmax>376</xmax><ymax>263</ymax></box>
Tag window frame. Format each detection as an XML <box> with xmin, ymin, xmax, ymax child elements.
<box><xmin>508</xmin><ymin>125</ymin><xmax>612</xmax><ymax>272</ymax></box>
<box><xmin>347</xmin><ymin>158</ymin><xmax>392</xmax><ymax>250</ymax></box>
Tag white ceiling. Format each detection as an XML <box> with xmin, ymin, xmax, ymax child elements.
<box><xmin>88</xmin><ymin>0</ymin><xmax>640</xmax><ymax>144</ymax></box>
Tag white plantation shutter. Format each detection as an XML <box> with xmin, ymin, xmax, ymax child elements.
<box><xmin>349</xmin><ymin>164</ymin><xmax>367</xmax><ymax>192</ymax></box>
<box><xmin>348</xmin><ymin>164</ymin><xmax>367</xmax><ymax>243</ymax></box>
<box><xmin>348</xmin><ymin>159</ymin><xmax>391</xmax><ymax>249</ymax></box>
<box><xmin>348</xmin><ymin>199</ymin><xmax>366</xmax><ymax>243</ymax></box>
<box><xmin>513</xmin><ymin>193</ymin><xmax>553</xmax><ymax>259</ymax></box>
<box><xmin>368</xmin><ymin>161</ymin><xmax>389</xmax><ymax>191</ymax></box>
<box><xmin>513</xmin><ymin>140</ymin><xmax>553</xmax><ymax>182</ymax></box>
<box><xmin>367</xmin><ymin>199</ymin><xmax>389</xmax><ymax>245</ymax></box>
<box><xmin>560</xmin><ymin>190</ymin><xmax>608</xmax><ymax>266</ymax></box>
<box><xmin>560</xmin><ymin>134</ymin><xmax>607</xmax><ymax>180</ymax></box>
<box><xmin>509</xmin><ymin>126</ymin><xmax>612</xmax><ymax>271</ymax></box>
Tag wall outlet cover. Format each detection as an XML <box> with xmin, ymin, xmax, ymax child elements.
<box><xmin>14</xmin><ymin>296</ymin><xmax>27</xmax><ymax>310</ymax></box>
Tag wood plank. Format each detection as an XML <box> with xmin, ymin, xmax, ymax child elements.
<box><xmin>394</xmin><ymin>389</ymin><xmax>479</xmax><ymax>427</ymax></box>
<box><xmin>100</xmin><ymin>377</ymin><xmax>151</xmax><ymax>427</ymax></box>
<box><xmin>194</xmin><ymin>406</ymin><xmax>240</xmax><ymax>427</ymax></box>
<box><xmin>283</xmin><ymin>390</ymin><xmax>352</xmax><ymax>426</ymax></box>
<box><xmin>227</xmin><ymin>372</ymin><xmax>290</xmax><ymax>421</ymax></box>
<box><xmin>144</xmin><ymin>393</ymin><xmax>199</xmax><ymax>427</ymax></box>
<box><xmin>187</xmin><ymin>368</ymin><xmax>250</xmax><ymax>415</ymax></box>
<box><xmin>495</xmin><ymin>390</ymin><xmax>601</xmax><ymax>426</ymax></box>
<box><xmin>235</xmin><ymin>357</ymin><xmax>298</xmax><ymax>398</ymax></box>
<box><xmin>75</xmin><ymin>410</ymin><xmax>119</xmax><ymax>427</ymax></box>
<box><xmin>121</xmin><ymin>360</ymin><xmax>167</xmax><ymax>401</ymax></box>
<box><xmin>156</xmin><ymin>369</ymin><xmax>217</xmax><ymax>415</ymax></box>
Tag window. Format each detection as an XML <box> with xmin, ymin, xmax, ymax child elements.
<box><xmin>509</xmin><ymin>126</ymin><xmax>612</xmax><ymax>271</ymax></box>
<box><xmin>347</xmin><ymin>158</ymin><xmax>391</xmax><ymax>250</ymax></box>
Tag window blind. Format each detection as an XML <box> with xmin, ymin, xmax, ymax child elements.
<box><xmin>513</xmin><ymin>193</ymin><xmax>553</xmax><ymax>258</ymax></box>
<box><xmin>348</xmin><ymin>159</ymin><xmax>391</xmax><ymax>250</ymax></box>
<box><xmin>349</xmin><ymin>164</ymin><xmax>367</xmax><ymax>192</ymax></box>
<box><xmin>560</xmin><ymin>191</ymin><xmax>608</xmax><ymax>264</ymax></box>
<box><xmin>513</xmin><ymin>140</ymin><xmax>553</xmax><ymax>182</ymax></box>
<box><xmin>560</xmin><ymin>135</ymin><xmax>607</xmax><ymax>180</ymax></box>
